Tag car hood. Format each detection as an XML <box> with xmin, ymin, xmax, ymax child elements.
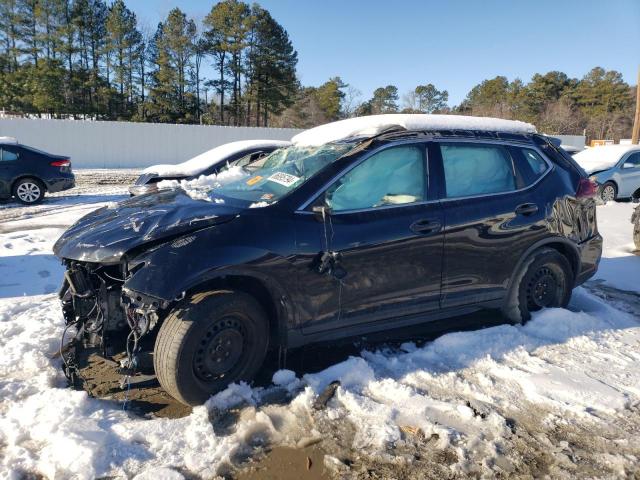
<box><xmin>53</xmin><ymin>189</ymin><xmax>241</xmax><ymax>264</ymax></box>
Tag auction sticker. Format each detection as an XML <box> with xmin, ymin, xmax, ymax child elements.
<box><xmin>246</xmin><ymin>175</ymin><xmax>263</xmax><ymax>186</ymax></box>
<box><xmin>267</xmin><ymin>172</ymin><xmax>301</xmax><ymax>187</ymax></box>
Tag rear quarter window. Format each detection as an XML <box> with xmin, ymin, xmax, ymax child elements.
<box><xmin>510</xmin><ymin>146</ymin><xmax>551</xmax><ymax>187</ymax></box>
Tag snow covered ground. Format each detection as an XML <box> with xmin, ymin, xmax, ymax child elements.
<box><xmin>0</xmin><ymin>178</ymin><xmax>639</xmax><ymax>478</ymax></box>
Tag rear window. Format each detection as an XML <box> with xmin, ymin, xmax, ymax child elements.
<box><xmin>440</xmin><ymin>143</ymin><xmax>516</xmax><ymax>198</ymax></box>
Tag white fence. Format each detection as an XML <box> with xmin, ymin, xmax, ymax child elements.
<box><xmin>0</xmin><ymin>118</ymin><xmax>302</xmax><ymax>169</ymax></box>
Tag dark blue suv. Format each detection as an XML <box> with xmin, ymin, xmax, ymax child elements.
<box><xmin>0</xmin><ymin>137</ymin><xmax>75</xmax><ymax>204</ymax></box>
<box><xmin>54</xmin><ymin>115</ymin><xmax>602</xmax><ymax>405</ymax></box>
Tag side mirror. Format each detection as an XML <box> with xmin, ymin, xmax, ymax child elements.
<box><xmin>312</xmin><ymin>204</ymin><xmax>331</xmax><ymax>216</ymax></box>
<box><xmin>623</xmin><ymin>163</ymin><xmax>638</xmax><ymax>169</ymax></box>
<box><xmin>311</xmin><ymin>196</ymin><xmax>332</xmax><ymax>219</ymax></box>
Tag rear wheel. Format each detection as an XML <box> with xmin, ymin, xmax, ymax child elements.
<box><xmin>502</xmin><ymin>248</ymin><xmax>573</xmax><ymax>324</ymax></box>
<box><xmin>13</xmin><ymin>177</ymin><xmax>45</xmax><ymax>204</ymax></box>
<box><xmin>600</xmin><ymin>181</ymin><xmax>617</xmax><ymax>203</ymax></box>
<box><xmin>154</xmin><ymin>290</ymin><xmax>269</xmax><ymax>406</ymax></box>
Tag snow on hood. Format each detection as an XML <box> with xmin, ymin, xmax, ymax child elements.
<box><xmin>291</xmin><ymin>114</ymin><xmax>537</xmax><ymax>146</ymax></box>
<box><xmin>142</xmin><ymin>139</ymin><xmax>291</xmax><ymax>177</ymax></box>
<box><xmin>574</xmin><ymin>144</ymin><xmax>640</xmax><ymax>174</ymax></box>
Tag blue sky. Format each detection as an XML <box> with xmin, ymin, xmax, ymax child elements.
<box><xmin>128</xmin><ymin>0</ymin><xmax>640</xmax><ymax>106</ymax></box>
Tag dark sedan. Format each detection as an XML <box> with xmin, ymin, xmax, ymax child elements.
<box><xmin>0</xmin><ymin>137</ymin><xmax>75</xmax><ymax>204</ymax></box>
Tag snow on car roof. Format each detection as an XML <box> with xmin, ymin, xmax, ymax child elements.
<box><xmin>0</xmin><ymin>136</ymin><xmax>18</xmax><ymax>144</ymax></box>
<box><xmin>574</xmin><ymin>144</ymin><xmax>640</xmax><ymax>174</ymax></box>
<box><xmin>291</xmin><ymin>114</ymin><xmax>537</xmax><ymax>146</ymax></box>
<box><xmin>143</xmin><ymin>139</ymin><xmax>292</xmax><ymax>177</ymax></box>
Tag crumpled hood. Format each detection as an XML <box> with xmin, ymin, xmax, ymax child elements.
<box><xmin>53</xmin><ymin>189</ymin><xmax>241</xmax><ymax>263</ymax></box>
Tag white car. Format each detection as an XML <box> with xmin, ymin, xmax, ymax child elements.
<box><xmin>574</xmin><ymin>144</ymin><xmax>640</xmax><ymax>202</ymax></box>
<box><xmin>129</xmin><ymin>140</ymin><xmax>291</xmax><ymax>196</ymax></box>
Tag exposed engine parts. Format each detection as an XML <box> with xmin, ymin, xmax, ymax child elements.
<box><xmin>59</xmin><ymin>260</ymin><xmax>164</xmax><ymax>390</ymax></box>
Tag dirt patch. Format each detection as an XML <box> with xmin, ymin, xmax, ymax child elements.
<box><xmin>235</xmin><ymin>444</ymin><xmax>331</xmax><ymax>480</ymax></box>
<box><xmin>73</xmin><ymin>347</ymin><xmax>191</xmax><ymax>419</ymax></box>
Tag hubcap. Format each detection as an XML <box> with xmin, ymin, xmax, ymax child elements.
<box><xmin>527</xmin><ymin>266</ymin><xmax>559</xmax><ymax>310</ymax></box>
<box><xmin>193</xmin><ymin>317</ymin><xmax>245</xmax><ymax>381</ymax></box>
<box><xmin>601</xmin><ymin>185</ymin><xmax>615</xmax><ymax>202</ymax></box>
<box><xmin>16</xmin><ymin>182</ymin><xmax>41</xmax><ymax>203</ymax></box>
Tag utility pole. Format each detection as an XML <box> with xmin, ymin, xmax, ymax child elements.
<box><xmin>633</xmin><ymin>66</ymin><xmax>640</xmax><ymax>144</ymax></box>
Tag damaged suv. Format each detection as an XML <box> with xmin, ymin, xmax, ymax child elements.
<box><xmin>54</xmin><ymin>114</ymin><xmax>602</xmax><ymax>406</ymax></box>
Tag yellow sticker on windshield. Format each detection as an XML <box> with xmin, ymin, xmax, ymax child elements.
<box><xmin>246</xmin><ymin>175</ymin><xmax>263</xmax><ymax>186</ymax></box>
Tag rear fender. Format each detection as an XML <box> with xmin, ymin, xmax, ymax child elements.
<box><xmin>506</xmin><ymin>237</ymin><xmax>581</xmax><ymax>296</ymax></box>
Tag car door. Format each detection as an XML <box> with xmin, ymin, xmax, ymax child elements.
<box><xmin>294</xmin><ymin>142</ymin><xmax>445</xmax><ymax>335</ymax></box>
<box><xmin>617</xmin><ymin>151</ymin><xmax>640</xmax><ymax>197</ymax></box>
<box><xmin>435</xmin><ymin>140</ymin><xmax>551</xmax><ymax>308</ymax></box>
<box><xmin>0</xmin><ymin>146</ymin><xmax>21</xmax><ymax>197</ymax></box>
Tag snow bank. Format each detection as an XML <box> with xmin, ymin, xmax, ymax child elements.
<box><xmin>574</xmin><ymin>144</ymin><xmax>640</xmax><ymax>174</ymax></box>
<box><xmin>593</xmin><ymin>202</ymin><xmax>640</xmax><ymax>292</ymax></box>
<box><xmin>292</xmin><ymin>114</ymin><xmax>537</xmax><ymax>146</ymax></box>
<box><xmin>142</xmin><ymin>140</ymin><xmax>290</xmax><ymax>177</ymax></box>
<box><xmin>1</xmin><ymin>287</ymin><xmax>638</xmax><ymax>478</ymax></box>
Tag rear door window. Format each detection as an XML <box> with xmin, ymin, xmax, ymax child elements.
<box><xmin>0</xmin><ymin>149</ymin><xmax>18</xmax><ymax>161</ymax></box>
<box><xmin>440</xmin><ymin>143</ymin><xmax>516</xmax><ymax>198</ymax></box>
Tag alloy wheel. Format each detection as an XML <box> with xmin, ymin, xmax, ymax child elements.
<box><xmin>601</xmin><ymin>185</ymin><xmax>615</xmax><ymax>203</ymax></box>
<box><xmin>16</xmin><ymin>182</ymin><xmax>41</xmax><ymax>203</ymax></box>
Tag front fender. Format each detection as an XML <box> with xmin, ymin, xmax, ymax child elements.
<box><xmin>123</xmin><ymin>212</ymin><xmax>298</xmax><ymax>303</ymax></box>
<box><xmin>125</xmin><ymin>241</ymin><xmax>286</xmax><ymax>301</ymax></box>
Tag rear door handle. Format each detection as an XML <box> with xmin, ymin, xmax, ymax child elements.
<box><xmin>410</xmin><ymin>219</ymin><xmax>442</xmax><ymax>235</ymax></box>
<box><xmin>515</xmin><ymin>203</ymin><xmax>539</xmax><ymax>216</ymax></box>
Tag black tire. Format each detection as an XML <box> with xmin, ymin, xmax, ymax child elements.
<box><xmin>501</xmin><ymin>248</ymin><xmax>573</xmax><ymax>324</ymax></box>
<box><xmin>599</xmin><ymin>181</ymin><xmax>617</xmax><ymax>203</ymax></box>
<box><xmin>154</xmin><ymin>290</ymin><xmax>269</xmax><ymax>406</ymax></box>
<box><xmin>13</xmin><ymin>177</ymin><xmax>45</xmax><ymax>204</ymax></box>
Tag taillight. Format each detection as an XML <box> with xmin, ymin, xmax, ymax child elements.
<box><xmin>576</xmin><ymin>178</ymin><xmax>598</xmax><ymax>198</ymax></box>
<box><xmin>51</xmin><ymin>159</ymin><xmax>71</xmax><ymax>167</ymax></box>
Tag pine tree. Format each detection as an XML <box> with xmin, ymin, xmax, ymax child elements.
<box><xmin>106</xmin><ymin>0</ymin><xmax>140</xmax><ymax>118</ymax></box>
<box><xmin>146</xmin><ymin>9</ymin><xmax>196</xmax><ymax>123</ymax></box>
<box><xmin>204</xmin><ymin>0</ymin><xmax>251</xmax><ymax>125</ymax></box>
<box><xmin>368</xmin><ymin>85</ymin><xmax>399</xmax><ymax>114</ymax></box>
<box><xmin>246</xmin><ymin>5</ymin><xmax>297</xmax><ymax>126</ymax></box>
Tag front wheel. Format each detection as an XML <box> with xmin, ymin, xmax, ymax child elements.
<box><xmin>502</xmin><ymin>248</ymin><xmax>573</xmax><ymax>324</ymax></box>
<box><xmin>154</xmin><ymin>290</ymin><xmax>269</xmax><ymax>406</ymax></box>
<box><xmin>600</xmin><ymin>181</ymin><xmax>617</xmax><ymax>203</ymax></box>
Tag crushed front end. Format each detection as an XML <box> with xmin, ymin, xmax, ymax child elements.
<box><xmin>58</xmin><ymin>259</ymin><xmax>167</xmax><ymax>385</ymax></box>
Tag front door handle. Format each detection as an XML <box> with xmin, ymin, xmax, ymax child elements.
<box><xmin>515</xmin><ymin>203</ymin><xmax>539</xmax><ymax>216</ymax></box>
<box><xmin>410</xmin><ymin>219</ymin><xmax>442</xmax><ymax>235</ymax></box>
